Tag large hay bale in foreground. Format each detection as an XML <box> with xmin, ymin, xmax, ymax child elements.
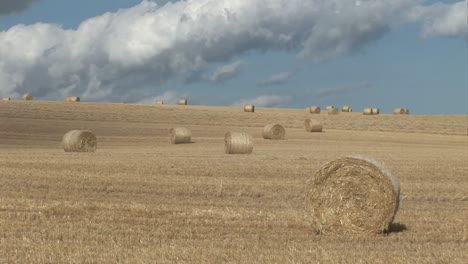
<box><xmin>326</xmin><ymin>105</ymin><xmax>334</xmax><ymax>110</ymax></box>
<box><xmin>244</xmin><ymin>104</ymin><xmax>255</xmax><ymax>113</ymax></box>
<box><xmin>169</xmin><ymin>127</ymin><xmax>192</xmax><ymax>144</ymax></box>
<box><xmin>178</xmin><ymin>99</ymin><xmax>188</xmax><ymax>105</ymax></box>
<box><xmin>263</xmin><ymin>124</ymin><xmax>286</xmax><ymax>140</ymax></box>
<box><xmin>328</xmin><ymin>107</ymin><xmax>340</xmax><ymax>115</ymax></box>
<box><xmin>309</xmin><ymin>106</ymin><xmax>321</xmax><ymax>114</ymax></box>
<box><xmin>363</xmin><ymin>108</ymin><xmax>373</xmax><ymax>115</ymax></box>
<box><xmin>62</xmin><ymin>130</ymin><xmax>97</xmax><ymax>152</ymax></box>
<box><xmin>2</xmin><ymin>97</ymin><xmax>11</xmax><ymax>101</ymax></box>
<box><xmin>306</xmin><ymin>156</ymin><xmax>400</xmax><ymax>236</ymax></box>
<box><xmin>304</xmin><ymin>119</ymin><xmax>323</xmax><ymax>132</ymax></box>
<box><xmin>224</xmin><ymin>132</ymin><xmax>253</xmax><ymax>154</ymax></box>
<box><xmin>155</xmin><ymin>100</ymin><xmax>164</xmax><ymax>105</ymax></box>
<box><xmin>372</xmin><ymin>108</ymin><xmax>380</xmax><ymax>115</ymax></box>
<box><xmin>65</xmin><ymin>96</ymin><xmax>80</xmax><ymax>102</ymax></box>
<box><xmin>342</xmin><ymin>106</ymin><xmax>352</xmax><ymax>112</ymax></box>
<box><xmin>22</xmin><ymin>93</ymin><xmax>33</xmax><ymax>100</ymax></box>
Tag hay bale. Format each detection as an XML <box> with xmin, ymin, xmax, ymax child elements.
<box><xmin>178</xmin><ymin>99</ymin><xmax>188</xmax><ymax>105</ymax></box>
<box><xmin>244</xmin><ymin>104</ymin><xmax>255</xmax><ymax>113</ymax></box>
<box><xmin>224</xmin><ymin>132</ymin><xmax>253</xmax><ymax>154</ymax></box>
<box><xmin>22</xmin><ymin>93</ymin><xmax>33</xmax><ymax>100</ymax></box>
<box><xmin>65</xmin><ymin>96</ymin><xmax>80</xmax><ymax>102</ymax></box>
<box><xmin>155</xmin><ymin>100</ymin><xmax>164</xmax><ymax>105</ymax></box>
<box><xmin>62</xmin><ymin>130</ymin><xmax>97</xmax><ymax>152</ymax></box>
<box><xmin>2</xmin><ymin>97</ymin><xmax>11</xmax><ymax>101</ymax></box>
<box><xmin>169</xmin><ymin>127</ymin><xmax>192</xmax><ymax>144</ymax></box>
<box><xmin>306</xmin><ymin>156</ymin><xmax>400</xmax><ymax>236</ymax></box>
<box><xmin>342</xmin><ymin>106</ymin><xmax>352</xmax><ymax>112</ymax></box>
<box><xmin>328</xmin><ymin>107</ymin><xmax>340</xmax><ymax>115</ymax></box>
<box><xmin>404</xmin><ymin>108</ymin><xmax>410</xmax><ymax>115</ymax></box>
<box><xmin>326</xmin><ymin>105</ymin><xmax>335</xmax><ymax>110</ymax></box>
<box><xmin>263</xmin><ymin>124</ymin><xmax>286</xmax><ymax>140</ymax></box>
<box><xmin>372</xmin><ymin>108</ymin><xmax>380</xmax><ymax>115</ymax></box>
<box><xmin>309</xmin><ymin>106</ymin><xmax>321</xmax><ymax>114</ymax></box>
<box><xmin>393</xmin><ymin>108</ymin><xmax>407</xmax><ymax>114</ymax></box>
<box><xmin>363</xmin><ymin>108</ymin><xmax>373</xmax><ymax>115</ymax></box>
<box><xmin>304</xmin><ymin>118</ymin><xmax>323</xmax><ymax>132</ymax></box>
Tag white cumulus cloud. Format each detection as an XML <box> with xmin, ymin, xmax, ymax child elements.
<box><xmin>232</xmin><ymin>95</ymin><xmax>293</xmax><ymax>107</ymax></box>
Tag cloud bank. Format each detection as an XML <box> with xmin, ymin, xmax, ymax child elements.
<box><xmin>0</xmin><ymin>0</ymin><xmax>38</xmax><ymax>16</ymax></box>
<box><xmin>257</xmin><ymin>72</ymin><xmax>295</xmax><ymax>86</ymax></box>
<box><xmin>203</xmin><ymin>61</ymin><xmax>244</xmax><ymax>83</ymax></box>
<box><xmin>0</xmin><ymin>0</ymin><xmax>465</xmax><ymax>102</ymax></box>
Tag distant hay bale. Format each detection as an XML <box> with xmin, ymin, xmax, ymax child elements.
<box><xmin>372</xmin><ymin>108</ymin><xmax>380</xmax><ymax>115</ymax></box>
<box><xmin>2</xmin><ymin>97</ymin><xmax>11</xmax><ymax>101</ymax></box>
<box><xmin>393</xmin><ymin>108</ymin><xmax>407</xmax><ymax>114</ymax></box>
<box><xmin>65</xmin><ymin>96</ymin><xmax>80</xmax><ymax>102</ymax></box>
<box><xmin>328</xmin><ymin>107</ymin><xmax>340</xmax><ymax>115</ymax></box>
<box><xmin>363</xmin><ymin>108</ymin><xmax>373</xmax><ymax>115</ymax></box>
<box><xmin>62</xmin><ymin>130</ymin><xmax>97</xmax><ymax>152</ymax></box>
<box><xmin>306</xmin><ymin>156</ymin><xmax>400</xmax><ymax>236</ymax></box>
<box><xmin>304</xmin><ymin>118</ymin><xmax>323</xmax><ymax>132</ymax></box>
<box><xmin>326</xmin><ymin>105</ymin><xmax>335</xmax><ymax>110</ymax></box>
<box><xmin>244</xmin><ymin>104</ymin><xmax>255</xmax><ymax>113</ymax></box>
<box><xmin>178</xmin><ymin>99</ymin><xmax>188</xmax><ymax>105</ymax></box>
<box><xmin>224</xmin><ymin>132</ymin><xmax>254</xmax><ymax>154</ymax></box>
<box><xmin>404</xmin><ymin>108</ymin><xmax>410</xmax><ymax>115</ymax></box>
<box><xmin>22</xmin><ymin>93</ymin><xmax>33</xmax><ymax>100</ymax></box>
<box><xmin>342</xmin><ymin>106</ymin><xmax>352</xmax><ymax>112</ymax></box>
<box><xmin>169</xmin><ymin>127</ymin><xmax>192</xmax><ymax>144</ymax></box>
<box><xmin>155</xmin><ymin>100</ymin><xmax>164</xmax><ymax>105</ymax></box>
<box><xmin>263</xmin><ymin>124</ymin><xmax>286</xmax><ymax>140</ymax></box>
<box><xmin>309</xmin><ymin>106</ymin><xmax>321</xmax><ymax>114</ymax></box>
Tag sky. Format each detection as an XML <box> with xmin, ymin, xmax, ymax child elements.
<box><xmin>0</xmin><ymin>0</ymin><xmax>467</xmax><ymax>114</ymax></box>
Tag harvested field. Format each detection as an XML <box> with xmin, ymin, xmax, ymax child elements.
<box><xmin>0</xmin><ymin>101</ymin><xmax>467</xmax><ymax>263</ymax></box>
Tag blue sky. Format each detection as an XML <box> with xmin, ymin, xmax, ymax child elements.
<box><xmin>0</xmin><ymin>0</ymin><xmax>466</xmax><ymax>114</ymax></box>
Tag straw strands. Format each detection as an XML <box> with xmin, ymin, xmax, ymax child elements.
<box><xmin>178</xmin><ymin>99</ymin><xmax>188</xmax><ymax>105</ymax></box>
<box><xmin>224</xmin><ymin>132</ymin><xmax>254</xmax><ymax>154</ymax></box>
<box><xmin>22</xmin><ymin>94</ymin><xmax>33</xmax><ymax>100</ymax></box>
<box><xmin>169</xmin><ymin>127</ymin><xmax>192</xmax><ymax>144</ymax></box>
<box><xmin>306</xmin><ymin>156</ymin><xmax>400</xmax><ymax>236</ymax></box>
<box><xmin>65</xmin><ymin>96</ymin><xmax>80</xmax><ymax>102</ymax></box>
<box><xmin>244</xmin><ymin>104</ymin><xmax>255</xmax><ymax>112</ymax></box>
<box><xmin>342</xmin><ymin>106</ymin><xmax>352</xmax><ymax>112</ymax></box>
<box><xmin>309</xmin><ymin>106</ymin><xmax>321</xmax><ymax>114</ymax></box>
<box><xmin>62</xmin><ymin>130</ymin><xmax>97</xmax><ymax>152</ymax></box>
<box><xmin>304</xmin><ymin>119</ymin><xmax>323</xmax><ymax>132</ymax></box>
<box><xmin>263</xmin><ymin>124</ymin><xmax>286</xmax><ymax>140</ymax></box>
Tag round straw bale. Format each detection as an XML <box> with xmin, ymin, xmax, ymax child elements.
<box><xmin>404</xmin><ymin>108</ymin><xmax>410</xmax><ymax>115</ymax></box>
<box><xmin>363</xmin><ymin>108</ymin><xmax>373</xmax><ymax>115</ymax></box>
<box><xmin>342</xmin><ymin>106</ymin><xmax>352</xmax><ymax>112</ymax></box>
<box><xmin>65</xmin><ymin>96</ymin><xmax>80</xmax><ymax>102</ymax></box>
<box><xmin>2</xmin><ymin>97</ymin><xmax>11</xmax><ymax>101</ymax></box>
<box><xmin>169</xmin><ymin>127</ymin><xmax>192</xmax><ymax>144</ymax></box>
<box><xmin>62</xmin><ymin>130</ymin><xmax>97</xmax><ymax>152</ymax></box>
<box><xmin>224</xmin><ymin>132</ymin><xmax>254</xmax><ymax>154</ymax></box>
<box><xmin>263</xmin><ymin>124</ymin><xmax>286</xmax><ymax>140</ymax></box>
<box><xmin>309</xmin><ymin>106</ymin><xmax>321</xmax><ymax>114</ymax></box>
<box><xmin>328</xmin><ymin>107</ymin><xmax>340</xmax><ymax>115</ymax></box>
<box><xmin>304</xmin><ymin>118</ymin><xmax>323</xmax><ymax>132</ymax></box>
<box><xmin>326</xmin><ymin>105</ymin><xmax>335</xmax><ymax>110</ymax></box>
<box><xmin>393</xmin><ymin>108</ymin><xmax>406</xmax><ymax>114</ymax></box>
<box><xmin>306</xmin><ymin>156</ymin><xmax>400</xmax><ymax>236</ymax></box>
<box><xmin>178</xmin><ymin>99</ymin><xmax>188</xmax><ymax>105</ymax></box>
<box><xmin>371</xmin><ymin>108</ymin><xmax>380</xmax><ymax>115</ymax></box>
<box><xmin>155</xmin><ymin>100</ymin><xmax>164</xmax><ymax>105</ymax></box>
<box><xmin>244</xmin><ymin>104</ymin><xmax>255</xmax><ymax>113</ymax></box>
<box><xmin>22</xmin><ymin>93</ymin><xmax>33</xmax><ymax>100</ymax></box>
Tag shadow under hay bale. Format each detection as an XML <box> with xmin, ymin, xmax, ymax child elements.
<box><xmin>224</xmin><ymin>132</ymin><xmax>253</xmax><ymax>154</ymax></box>
<box><xmin>306</xmin><ymin>156</ymin><xmax>400</xmax><ymax>236</ymax></box>
<box><xmin>62</xmin><ymin>130</ymin><xmax>97</xmax><ymax>152</ymax></box>
<box><xmin>244</xmin><ymin>104</ymin><xmax>255</xmax><ymax>112</ymax></box>
<box><xmin>263</xmin><ymin>124</ymin><xmax>286</xmax><ymax>140</ymax></box>
<box><xmin>309</xmin><ymin>106</ymin><xmax>321</xmax><ymax>114</ymax></box>
<box><xmin>169</xmin><ymin>127</ymin><xmax>192</xmax><ymax>144</ymax></box>
<box><xmin>304</xmin><ymin>119</ymin><xmax>322</xmax><ymax>132</ymax></box>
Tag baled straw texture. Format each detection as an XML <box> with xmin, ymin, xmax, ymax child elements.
<box><xmin>155</xmin><ymin>100</ymin><xmax>164</xmax><ymax>105</ymax></box>
<box><xmin>342</xmin><ymin>106</ymin><xmax>352</xmax><ymax>112</ymax></box>
<box><xmin>2</xmin><ymin>97</ymin><xmax>11</xmax><ymax>101</ymax></box>
<box><xmin>304</xmin><ymin>118</ymin><xmax>323</xmax><ymax>132</ymax></box>
<box><xmin>363</xmin><ymin>108</ymin><xmax>373</xmax><ymax>115</ymax></box>
<box><xmin>309</xmin><ymin>106</ymin><xmax>321</xmax><ymax>114</ymax></box>
<box><xmin>22</xmin><ymin>93</ymin><xmax>33</xmax><ymax>100</ymax></box>
<box><xmin>244</xmin><ymin>104</ymin><xmax>255</xmax><ymax>112</ymax></box>
<box><xmin>169</xmin><ymin>127</ymin><xmax>192</xmax><ymax>144</ymax></box>
<box><xmin>62</xmin><ymin>130</ymin><xmax>97</xmax><ymax>152</ymax></box>
<box><xmin>263</xmin><ymin>124</ymin><xmax>286</xmax><ymax>140</ymax></box>
<box><xmin>178</xmin><ymin>99</ymin><xmax>188</xmax><ymax>105</ymax></box>
<box><xmin>65</xmin><ymin>96</ymin><xmax>80</xmax><ymax>102</ymax></box>
<box><xmin>371</xmin><ymin>108</ymin><xmax>380</xmax><ymax>115</ymax></box>
<box><xmin>306</xmin><ymin>156</ymin><xmax>400</xmax><ymax>236</ymax></box>
<box><xmin>224</xmin><ymin>132</ymin><xmax>254</xmax><ymax>154</ymax></box>
<box><xmin>326</xmin><ymin>105</ymin><xmax>335</xmax><ymax>110</ymax></box>
<box><xmin>328</xmin><ymin>107</ymin><xmax>340</xmax><ymax>115</ymax></box>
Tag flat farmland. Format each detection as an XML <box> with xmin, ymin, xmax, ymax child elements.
<box><xmin>0</xmin><ymin>101</ymin><xmax>467</xmax><ymax>263</ymax></box>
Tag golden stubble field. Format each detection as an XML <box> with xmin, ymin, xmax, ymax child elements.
<box><xmin>0</xmin><ymin>101</ymin><xmax>467</xmax><ymax>263</ymax></box>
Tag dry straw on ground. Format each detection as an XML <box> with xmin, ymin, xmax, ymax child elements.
<box><xmin>342</xmin><ymin>106</ymin><xmax>352</xmax><ymax>112</ymax></box>
<box><xmin>65</xmin><ymin>96</ymin><xmax>80</xmax><ymax>102</ymax></box>
<box><xmin>306</xmin><ymin>156</ymin><xmax>400</xmax><ymax>236</ymax></box>
<box><xmin>309</xmin><ymin>106</ymin><xmax>321</xmax><ymax>114</ymax></box>
<box><xmin>178</xmin><ymin>99</ymin><xmax>188</xmax><ymax>105</ymax></box>
<box><xmin>224</xmin><ymin>132</ymin><xmax>254</xmax><ymax>154</ymax></box>
<box><xmin>155</xmin><ymin>100</ymin><xmax>164</xmax><ymax>105</ymax></box>
<box><xmin>244</xmin><ymin>104</ymin><xmax>255</xmax><ymax>112</ymax></box>
<box><xmin>62</xmin><ymin>130</ymin><xmax>97</xmax><ymax>152</ymax></box>
<box><xmin>169</xmin><ymin>127</ymin><xmax>192</xmax><ymax>144</ymax></box>
<box><xmin>304</xmin><ymin>118</ymin><xmax>323</xmax><ymax>132</ymax></box>
<box><xmin>363</xmin><ymin>108</ymin><xmax>373</xmax><ymax>115</ymax></box>
<box><xmin>328</xmin><ymin>108</ymin><xmax>340</xmax><ymax>115</ymax></box>
<box><xmin>22</xmin><ymin>94</ymin><xmax>33</xmax><ymax>100</ymax></box>
<box><xmin>372</xmin><ymin>108</ymin><xmax>380</xmax><ymax>115</ymax></box>
<box><xmin>263</xmin><ymin>124</ymin><xmax>286</xmax><ymax>140</ymax></box>
<box><xmin>2</xmin><ymin>97</ymin><xmax>11</xmax><ymax>101</ymax></box>
<box><xmin>326</xmin><ymin>105</ymin><xmax>335</xmax><ymax>110</ymax></box>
